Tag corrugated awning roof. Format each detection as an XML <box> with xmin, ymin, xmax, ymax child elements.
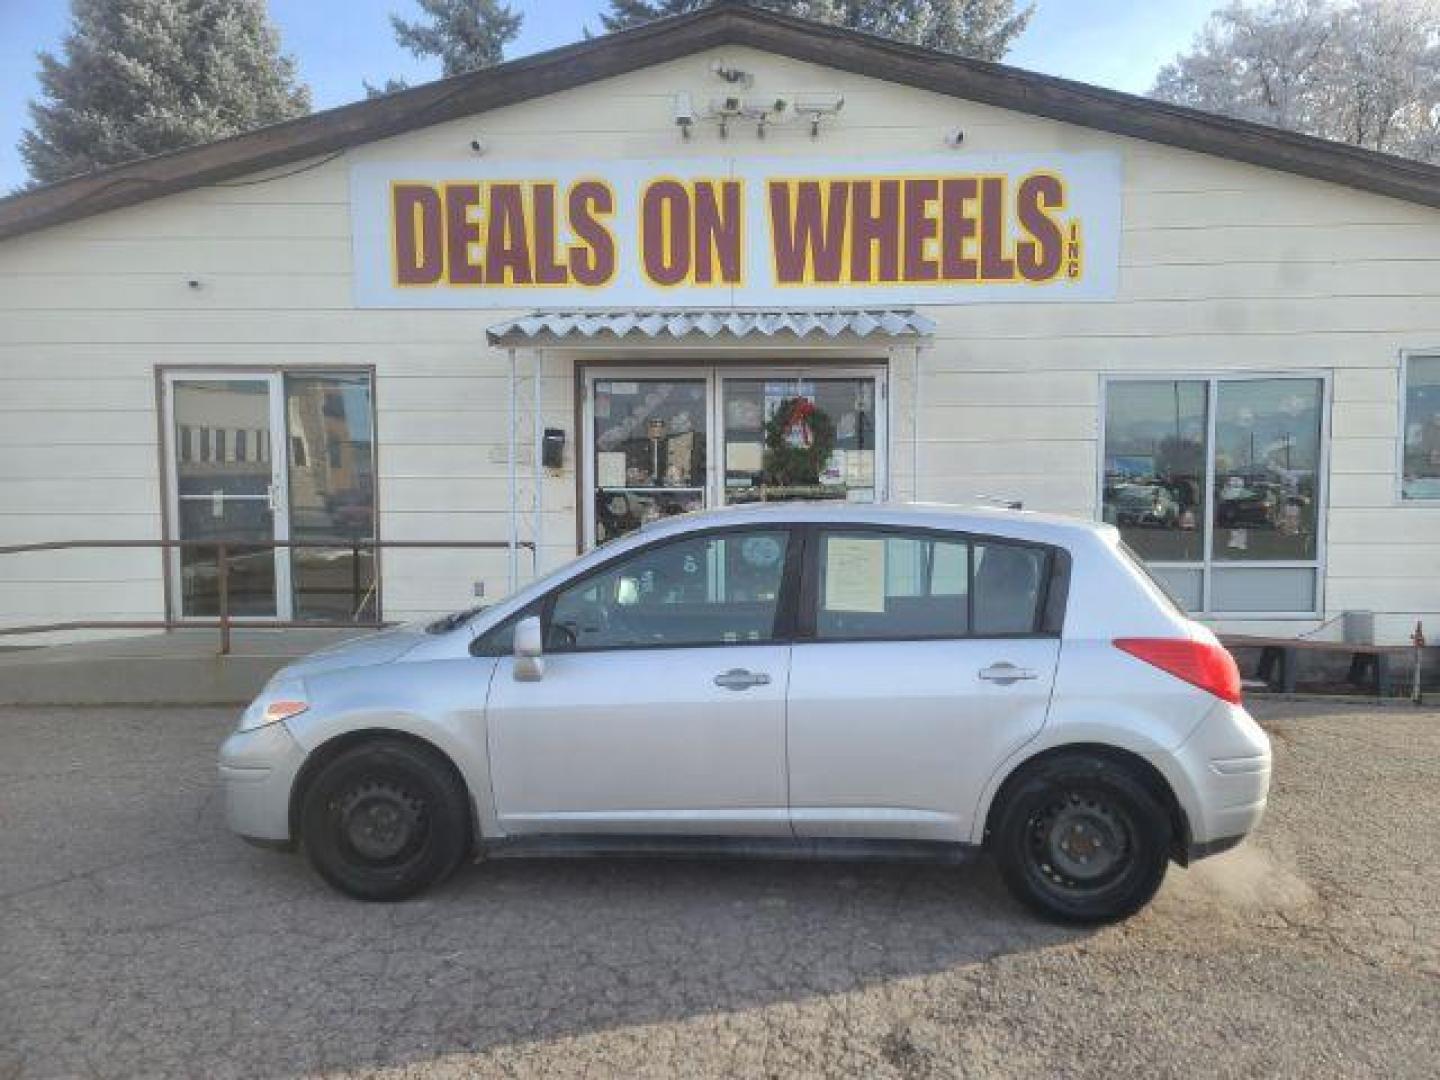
<box><xmin>485</xmin><ymin>309</ymin><xmax>936</xmax><ymax>345</ymax></box>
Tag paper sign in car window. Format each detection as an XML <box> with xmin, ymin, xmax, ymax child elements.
<box><xmin>824</xmin><ymin>536</ymin><xmax>886</xmax><ymax>613</ymax></box>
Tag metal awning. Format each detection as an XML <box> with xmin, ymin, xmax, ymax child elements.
<box><xmin>485</xmin><ymin>308</ymin><xmax>935</xmax><ymax>345</ymax></box>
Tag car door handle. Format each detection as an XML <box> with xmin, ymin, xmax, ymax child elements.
<box><xmin>714</xmin><ymin>668</ymin><xmax>771</xmax><ymax>691</ymax></box>
<box><xmin>978</xmin><ymin>662</ymin><xmax>1039</xmax><ymax>685</ymax></box>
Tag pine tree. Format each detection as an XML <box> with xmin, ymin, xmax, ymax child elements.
<box><xmin>391</xmin><ymin>0</ymin><xmax>523</xmax><ymax>78</ymax></box>
<box><xmin>597</xmin><ymin>0</ymin><xmax>1032</xmax><ymax>60</ymax></box>
<box><xmin>20</xmin><ymin>0</ymin><xmax>310</xmax><ymax>186</ymax></box>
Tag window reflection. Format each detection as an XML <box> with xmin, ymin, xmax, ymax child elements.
<box><xmin>1212</xmin><ymin>379</ymin><xmax>1322</xmax><ymax>561</ymax></box>
<box><xmin>285</xmin><ymin>374</ymin><xmax>377</xmax><ymax>621</ymax></box>
<box><xmin>1403</xmin><ymin>356</ymin><xmax>1440</xmax><ymax>500</ymax></box>
<box><xmin>1102</xmin><ymin>380</ymin><xmax>1207</xmax><ymax>562</ymax></box>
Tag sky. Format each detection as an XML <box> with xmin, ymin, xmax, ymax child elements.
<box><xmin>0</xmin><ymin>0</ymin><xmax>1222</xmax><ymax>192</ymax></box>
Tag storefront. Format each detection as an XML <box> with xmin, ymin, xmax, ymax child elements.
<box><xmin>1</xmin><ymin>4</ymin><xmax>1438</xmax><ymax>646</ymax></box>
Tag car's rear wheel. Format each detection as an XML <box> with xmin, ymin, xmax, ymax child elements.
<box><xmin>299</xmin><ymin>738</ymin><xmax>470</xmax><ymax>901</ymax></box>
<box><xmin>990</xmin><ymin>752</ymin><xmax>1171</xmax><ymax>924</ymax></box>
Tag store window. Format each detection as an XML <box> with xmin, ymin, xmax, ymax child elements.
<box><xmin>721</xmin><ymin>378</ymin><xmax>878</xmax><ymax>506</ymax></box>
<box><xmin>548</xmin><ymin>529</ymin><xmax>791</xmax><ymax>650</ymax></box>
<box><xmin>586</xmin><ymin>369</ymin><xmax>886</xmax><ymax>547</ymax></box>
<box><xmin>1402</xmin><ymin>355</ymin><xmax>1440</xmax><ymax>500</ymax></box>
<box><xmin>592</xmin><ymin>378</ymin><xmax>708</xmax><ymax>544</ymax></box>
<box><xmin>1102</xmin><ymin>376</ymin><xmax>1325</xmax><ymax>614</ymax></box>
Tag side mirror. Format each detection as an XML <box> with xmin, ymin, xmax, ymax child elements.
<box><xmin>512</xmin><ymin>615</ymin><xmax>544</xmax><ymax>682</ymax></box>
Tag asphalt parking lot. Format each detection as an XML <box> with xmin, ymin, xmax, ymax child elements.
<box><xmin>1</xmin><ymin>701</ymin><xmax>1437</xmax><ymax>1079</ymax></box>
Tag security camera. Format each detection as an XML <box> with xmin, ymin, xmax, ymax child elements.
<box><xmin>794</xmin><ymin>93</ymin><xmax>844</xmax><ymax>138</ymax></box>
<box><xmin>946</xmin><ymin>128</ymin><xmax>965</xmax><ymax>148</ymax></box>
<box><xmin>469</xmin><ymin>137</ymin><xmax>486</xmax><ymax>154</ymax></box>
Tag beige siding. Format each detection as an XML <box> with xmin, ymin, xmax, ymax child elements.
<box><xmin>1</xmin><ymin>45</ymin><xmax>1437</xmax><ymax>641</ymax></box>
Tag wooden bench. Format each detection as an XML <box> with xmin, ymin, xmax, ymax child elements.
<box><xmin>1218</xmin><ymin>633</ymin><xmax>1412</xmax><ymax>696</ymax></box>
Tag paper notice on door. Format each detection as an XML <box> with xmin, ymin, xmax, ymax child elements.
<box><xmin>725</xmin><ymin>441</ymin><xmax>763</xmax><ymax>473</ymax></box>
<box><xmin>823</xmin><ymin>536</ymin><xmax>886</xmax><ymax>613</ymax></box>
<box><xmin>597</xmin><ymin>451</ymin><xmax>627</xmax><ymax>488</ymax></box>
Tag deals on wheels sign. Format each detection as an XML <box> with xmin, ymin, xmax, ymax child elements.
<box><xmin>349</xmin><ymin>154</ymin><xmax>1121</xmax><ymax>309</ymax></box>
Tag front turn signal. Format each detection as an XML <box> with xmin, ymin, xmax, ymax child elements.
<box><xmin>262</xmin><ymin>699</ymin><xmax>309</xmax><ymax>724</ymax></box>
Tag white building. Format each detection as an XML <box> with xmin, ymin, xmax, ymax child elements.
<box><xmin>1</xmin><ymin>4</ymin><xmax>1437</xmax><ymax>645</ymax></box>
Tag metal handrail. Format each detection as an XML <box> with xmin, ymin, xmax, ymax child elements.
<box><xmin>0</xmin><ymin>538</ymin><xmax>535</xmax><ymax>655</ymax></box>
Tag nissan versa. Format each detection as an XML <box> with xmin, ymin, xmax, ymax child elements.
<box><xmin>219</xmin><ymin>504</ymin><xmax>1271</xmax><ymax>923</ymax></box>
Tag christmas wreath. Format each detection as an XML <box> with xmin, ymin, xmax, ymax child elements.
<box><xmin>763</xmin><ymin>396</ymin><xmax>836</xmax><ymax>487</ymax></box>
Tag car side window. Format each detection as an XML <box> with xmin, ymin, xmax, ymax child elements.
<box><xmin>812</xmin><ymin>529</ymin><xmax>1052</xmax><ymax>640</ymax></box>
<box><xmin>972</xmin><ymin>541</ymin><xmax>1047</xmax><ymax>635</ymax></box>
<box><xmin>470</xmin><ymin>602</ymin><xmax>540</xmax><ymax>657</ymax></box>
<box><xmin>546</xmin><ymin>529</ymin><xmax>791</xmax><ymax>651</ymax></box>
<box><xmin>815</xmin><ymin>530</ymin><xmax>970</xmax><ymax>640</ymax></box>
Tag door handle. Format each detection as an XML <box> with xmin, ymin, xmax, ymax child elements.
<box><xmin>714</xmin><ymin>668</ymin><xmax>771</xmax><ymax>691</ymax></box>
<box><xmin>978</xmin><ymin>662</ymin><xmax>1038</xmax><ymax>685</ymax></box>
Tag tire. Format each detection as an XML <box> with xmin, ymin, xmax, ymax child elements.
<box><xmin>299</xmin><ymin>738</ymin><xmax>471</xmax><ymax>902</ymax></box>
<box><xmin>990</xmin><ymin>752</ymin><xmax>1171</xmax><ymax>924</ymax></box>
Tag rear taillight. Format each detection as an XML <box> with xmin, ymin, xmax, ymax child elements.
<box><xmin>1113</xmin><ymin>637</ymin><xmax>1242</xmax><ymax>704</ymax></box>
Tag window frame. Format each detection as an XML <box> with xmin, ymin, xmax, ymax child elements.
<box><xmin>795</xmin><ymin>523</ymin><xmax>1065</xmax><ymax>643</ymax></box>
<box><xmin>1398</xmin><ymin>349</ymin><xmax>1440</xmax><ymax>503</ymax></box>
<box><xmin>1097</xmin><ymin>371</ymin><xmax>1331</xmax><ymax>619</ymax></box>
<box><xmin>476</xmin><ymin>523</ymin><xmax>807</xmax><ymax>657</ymax></box>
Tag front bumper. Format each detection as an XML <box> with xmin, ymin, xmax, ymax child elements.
<box><xmin>218</xmin><ymin>721</ymin><xmax>308</xmax><ymax>845</ymax></box>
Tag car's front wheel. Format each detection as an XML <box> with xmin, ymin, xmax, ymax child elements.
<box><xmin>299</xmin><ymin>738</ymin><xmax>471</xmax><ymax>901</ymax></box>
<box><xmin>990</xmin><ymin>752</ymin><xmax>1171</xmax><ymax>924</ymax></box>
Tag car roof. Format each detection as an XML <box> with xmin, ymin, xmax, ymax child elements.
<box><xmin>634</xmin><ymin>501</ymin><xmax>1116</xmax><ymax>547</ymax></box>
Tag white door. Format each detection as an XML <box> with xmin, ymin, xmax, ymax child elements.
<box><xmin>786</xmin><ymin>527</ymin><xmax>1060</xmax><ymax>841</ymax></box>
<box><xmin>165</xmin><ymin>373</ymin><xmax>291</xmax><ymax>618</ymax></box>
<box><xmin>486</xmin><ymin>525</ymin><xmax>798</xmax><ymax>835</ymax></box>
<box><xmin>164</xmin><ymin>371</ymin><xmax>379</xmax><ymax>622</ymax></box>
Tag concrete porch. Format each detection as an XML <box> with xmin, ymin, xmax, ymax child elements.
<box><xmin>0</xmin><ymin>628</ymin><xmax>374</xmax><ymax>706</ymax></box>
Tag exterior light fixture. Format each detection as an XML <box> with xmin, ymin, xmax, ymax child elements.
<box><xmin>674</xmin><ymin>93</ymin><xmax>695</xmax><ymax>139</ymax></box>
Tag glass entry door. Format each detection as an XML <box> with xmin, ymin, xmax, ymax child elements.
<box><xmin>583</xmin><ymin>366</ymin><xmax>885</xmax><ymax>547</ymax></box>
<box><xmin>165</xmin><ymin>371</ymin><xmax>377</xmax><ymax>621</ymax></box>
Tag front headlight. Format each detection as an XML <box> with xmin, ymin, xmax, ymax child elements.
<box><xmin>238</xmin><ymin>684</ymin><xmax>309</xmax><ymax>732</ymax></box>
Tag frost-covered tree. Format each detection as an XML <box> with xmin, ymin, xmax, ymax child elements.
<box><xmin>390</xmin><ymin>0</ymin><xmax>523</xmax><ymax>77</ymax></box>
<box><xmin>1153</xmin><ymin>0</ymin><xmax>1440</xmax><ymax>161</ymax></box>
<box><xmin>598</xmin><ymin>0</ymin><xmax>1033</xmax><ymax>60</ymax></box>
<box><xmin>20</xmin><ymin>0</ymin><xmax>310</xmax><ymax>186</ymax></box>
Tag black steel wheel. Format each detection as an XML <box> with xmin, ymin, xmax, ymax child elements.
<box><xmin>991</xmin><ymin>752</ymin><xmax>1171</xmax><ymax>924</ymax></box>
<box><xmin>299</xmin><ymin>738</ymin><xmax>470</xmax><ymax>901</ymax></box>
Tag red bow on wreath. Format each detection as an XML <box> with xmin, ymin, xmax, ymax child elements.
<box><xmin>763</xmin><ymin>396</ymin><xmax>836</xmax><ymax>487</ymax></box>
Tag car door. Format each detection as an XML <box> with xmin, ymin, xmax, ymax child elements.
<box><xmin>786</xmin><ymin>526</ymin><xmax>1062</xmax><ymax>842</ymax></box>
<box><xmin>484</xmin><ymin>525</ymin><xmax>799</xmax><ymax>836</ymax></box>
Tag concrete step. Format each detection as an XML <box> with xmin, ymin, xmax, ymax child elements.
<box><xmin>0</xmin><ymin>628</ymin><xmax>369</xmax><ymax>706</ymax></box>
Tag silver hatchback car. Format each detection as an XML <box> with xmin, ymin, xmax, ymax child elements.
<box><xmin>220</xmin><ymin>503</ymin><xmax>1271</xmax><ymax>923</ymax></box>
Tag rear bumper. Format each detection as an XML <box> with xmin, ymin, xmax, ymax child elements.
<box><xmin>1163</xmin><ymin>701</ymin><xmax>1272</xmax><ymax>849</ymax></box>
<box><xmin>218</xmin><ymin>721</ymin><xmax>306</xmax><ymax>845</ymax></box>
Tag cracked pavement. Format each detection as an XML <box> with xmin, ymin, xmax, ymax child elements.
<box><xmin>1</xmin><ymin>701</ymin><xmax>1437</xmax><ymax>1078</ymax></box>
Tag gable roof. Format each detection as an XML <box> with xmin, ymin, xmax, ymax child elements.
<box><xmin>5</xmin><ymin>0</ymin><xmax>1440</xmax><ymax>243</ymax></box>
